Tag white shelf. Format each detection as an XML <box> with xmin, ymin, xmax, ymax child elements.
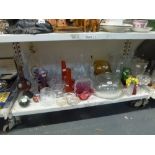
<box><xmin>12</xmin><ymin>89</ymin><xmax>150</xmax><ymax>117</ymax></box>
<box><xmin>0</xmin><ymin>32</ymin><xmax>155</xmax><ymax>43</ymax></box>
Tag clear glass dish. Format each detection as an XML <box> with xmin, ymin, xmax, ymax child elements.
<box><xmin>65</xmin><ymin>93</ymin><xmax>80</xmax><ymax>105</ymax></box>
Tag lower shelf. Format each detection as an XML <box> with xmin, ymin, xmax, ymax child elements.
<box><xmin>12</xmin><ymin>88</ymin><xmax>150</xmax><ymax>117</ymax></box>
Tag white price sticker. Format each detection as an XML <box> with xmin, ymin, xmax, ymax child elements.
<box><xmin>116</xmin><ymin>69</ymin><xmax>120</xmax><ymax>73</ymax></box>
<box><xmin>85</xmin><ymin>35</ymin><xmax>96</xmax><ymax>40</ymax></box>
<box><xmin>107</xmin><ymin>81</ymin><xmax>112</xmax><ymax>85</ymax></box>
<box><xmin>70</xmin><ymin>34</ymin><xmax>80</xmax><ymax>39</ymax></box>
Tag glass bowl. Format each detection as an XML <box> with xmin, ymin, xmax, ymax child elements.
<box><xmin>94</xmin><ymin>73</ymin><xmax>123</xmax><ymax>99</ymax></box>
<box><xmin>74</xmin><ymin>79</ymin><xmax>94</xmax><ymax>100</ymax></box>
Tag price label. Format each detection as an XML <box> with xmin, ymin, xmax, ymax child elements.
<box><xmin>70</xmin><ymin>34</ymin><xmax>80</xmax><ymax>39</ymax></box>
<box><xmin>116</xmin><ymin>69</ymin><xmax>120</xmax><ymax>73</ymax></box>
<box><xmin>107</xmin><ymin>81</ymin><xmax>113</xmax><ymax>85</ymax></box>
<box><xmin>85</xmin><ymin>35</ymin><xmax>96</xmax><ymax>40</ymax></box>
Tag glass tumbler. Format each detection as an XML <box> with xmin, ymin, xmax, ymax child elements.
<box><xmin>40</xmin><ymin>87</ymin><xmax>56</xmax><ymax>106</ymax></box>
<box><xmin>52</xmin><ymin>83</ymin><xmax>64</xmax><ymax>98</ymax></box>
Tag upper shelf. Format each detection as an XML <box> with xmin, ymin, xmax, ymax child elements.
<box><xmin>0</xmin><ymin>32</ymin><xmax>155</xmax><ymax>43</ymax></box>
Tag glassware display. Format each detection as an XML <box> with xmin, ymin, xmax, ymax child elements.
<box><xmin>94</xmin><ymin>72</ymin><xmax>123</xmax><ymax>99</ymax></box>
<box><xmin>17</xmin><ymin>52</ymin><xmax>153</xmax><ymax>109</ymax></box>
